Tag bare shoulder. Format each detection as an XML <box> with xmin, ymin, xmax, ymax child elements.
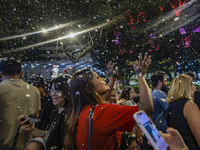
<box><xmin>184</xmin><ymin>100</ymin><xmax>198</xmax><ymax>108</ymax></box>
<box><xmin>183</xmin><ymin>100</ymin><xmax>199</xmax><ymax>118</ymax></box>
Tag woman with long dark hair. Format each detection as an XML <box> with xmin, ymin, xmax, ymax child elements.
<box><xmin>18</xmin><ymin>75</ymin><xmax>71</xmax><ymax>150</ymax></box>
<box><xmin>64</xmin><ymin>52</ymin><xmax>153</xmax><ymax>150</ymax></box>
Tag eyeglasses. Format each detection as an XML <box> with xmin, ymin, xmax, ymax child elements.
<box><xmin>49</xmin><ymin>89</ymin><xmax>62</xmax><ymax>95</ymax></box>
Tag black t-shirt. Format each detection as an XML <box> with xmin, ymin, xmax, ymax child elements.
<box><xmin>43</xmin><ymin>108</ymin><xmax>67</xmax><ymax>150</ymax></box>
<box><xmin>36</xmin><ymin>94</ymin><xmax>56</xmax><ymax>130</ymax></box>
<box><xmin>41</xmin><ymin>94</ymin><xmax>52</xmax><ymax>115</ymax></box>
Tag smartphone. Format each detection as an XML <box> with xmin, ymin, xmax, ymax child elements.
<box><xmin>22</xmin><ymin>115</ymin><xmax>40</xmax><ymax>124</ymax></box>
<box><xmin>133</xmin><ymin>110</ymin><xmax>169</xmax><ymax>150</ymax></box>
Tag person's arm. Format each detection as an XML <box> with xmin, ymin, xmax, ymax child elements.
<box><xmin>116</xmin><ymin>82</ymin><xmax>122</xmax><ymax>94</ymax></box>
<box><xmin>62</xmin><ymin>67</ymin><xmax>72</xmax><ymax>75</ymax></box>
<box><xmin>157</xmin><ymin>92</ymin><xmax>169</xmax><ymax>111</ymax></box>
<box><xmin>29</xmin><ymin>128</ymin><xmax>45</xmax><ymax>137</ymax></box>
<box><xmin>183</xmin><ymin>101</ymin><xmax>200</xmax><ymax>148</ymax></box>
<box><xmin>104</xmin><ymin>80</ymin><xmax>116</xmax><ymax>100</ymax></box>
<box><xmin>18</xmin><ymin>115</ymin><xmax>45</xmax><ymax>137</ymax></box>
<box><xmin>134</xmin><ymin>52</ymin><xmax>154</xmax><ymax>116</ymax></box>
<box><xmin>103</xmin><ymin>61</ymin><xmax>118</xmax><ymax>100</ymax></box>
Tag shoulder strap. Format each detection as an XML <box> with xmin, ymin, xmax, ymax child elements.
<box><xmin>11</xmin><ymin>124</ymin><xmax>20</xmax><ymax>150</ymax></box>
<box><xmin>88</xmin><ymin>106</ymin><xmax>96</xmax><ymax>150</ymax></box>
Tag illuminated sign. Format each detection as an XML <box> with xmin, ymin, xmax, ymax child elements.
<box><xmin>52</xmin><ymin>65</ymin><xmax>59</xmax><ymax>77</ymax></box>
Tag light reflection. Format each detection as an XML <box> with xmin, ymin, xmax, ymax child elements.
<box><xmin>0</xmin><ymin>20</ymin><xmax>84</xmax><ymax>41</ymax></box>
<box><xmin>3</xmin><ymin>18</ymin><xmax>119</xmax><ymax>54</ymax></box>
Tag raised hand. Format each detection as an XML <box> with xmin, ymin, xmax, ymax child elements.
<box><xmin>107</xmin><ymin>61</ymin><xmax>118</xmax><ymax>79</ymax></box>
<box><xmin>116</xmin><ymin>98</ymin><xmax>125</xmax><ymax>105</ymax></box>
<box><xmin>134</xmin><ymin>52</ymin><xmax>151</xmax><ymax>77</ymax></box>
<box><xmin>63</xmin><ymin>66</ymin><xmax>72</xmax><ymax>75</ymax></box>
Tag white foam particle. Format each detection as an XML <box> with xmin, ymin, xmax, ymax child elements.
<box><xmin>26</xmin><ymin>94</ymin><xmax>30</xmax><ymax>97</ymax></box>
<box><xmin>76</xmin><ymin>91</ymin><xmax>80</xmax><ymax>95</ymax></box>
<box><xmin>67</xmin><ymin>78</ymin><xmax>71</xmax><ymax>84</ymax></box>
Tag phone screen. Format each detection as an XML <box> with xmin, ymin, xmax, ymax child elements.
<box><xmin>137</xmin><ymin>111</ymin><xmax>168</xmax><ymax>150</ymax></box>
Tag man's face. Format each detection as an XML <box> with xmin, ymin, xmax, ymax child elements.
<box><xmin>161</xmin><ymin>76</ymin><xmax>168</xmax><ymax>92</ymax></box>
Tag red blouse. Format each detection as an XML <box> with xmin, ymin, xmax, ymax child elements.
<box><xmin>76</xmin><ymin>103</ymin><xmax>138</xmax><ymax>150</ymax></box>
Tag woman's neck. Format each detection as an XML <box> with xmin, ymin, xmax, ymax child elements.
<box><xmin>58</xmin><ymin>107</ymin><xmax>65</xmax><ymax>114</ymax></box>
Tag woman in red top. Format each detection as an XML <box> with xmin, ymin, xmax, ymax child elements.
<box><xmin>64</xmin><ymin>52</ymin><xmax>154</xmax><ymax>150</ymax></box>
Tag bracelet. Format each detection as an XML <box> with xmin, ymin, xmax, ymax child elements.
<box><xmin>110</xmin><ymin>78</ymin><xmax>117</xmax><ymax>81</ymax></box>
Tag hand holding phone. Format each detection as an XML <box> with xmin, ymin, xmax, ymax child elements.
<box><xmin>19</xmin><ymin>114</ymin><xmax>40</xmax><ymax>124</ymax></box>
<box><xmin>24</xmin><ymin>115</ymin><xmax>40</xmax><ymax>124</ymax></box>
<box><xmin>18</xmin><ymin>115</ymin><xmax>35</xmax><ymax>132</ymax></box>
<box><xmin>134</xmin><ymin>110</ymin><xmax>168</xmax><ymax>150</ymax></box>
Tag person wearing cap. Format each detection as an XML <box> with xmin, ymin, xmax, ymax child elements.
<box><xmin>28</xmin><ymin>76</ymin><xmax>56</xmax><ymax>130</ymax></box>
<box><xmin>0</xmin><ymin>58</ymin><xmax>41</xmax><ymax>150</ymax></box>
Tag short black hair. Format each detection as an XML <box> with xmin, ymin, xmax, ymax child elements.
<box><xmin>186</xmin><ymin>71</ymin><xmax>195</xmax><ymax>79</ymax></box>
<box><xmin>28</xmin><ymin>76</ymin><xmax>46</xmax><ymax>87</ymax></box>
<box><xmin>0</xmin><ymin>58</ymin><xmax>21</xmax><ymax>75</ymax></box>
<box><xmin>120</xmin><ymin>86</ymin><xmax>133</xmax><ymax>100</ymax></box>
<box><xmin>151</xmin><ymin>71</ymin><xmax>165</xmax><ymax>87</ymax></box>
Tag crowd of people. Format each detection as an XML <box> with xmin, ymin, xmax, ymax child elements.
<box><xmin>0</xmin><ymin>52</ymin><xmax>198</xmax><ymax>150</ymax></box>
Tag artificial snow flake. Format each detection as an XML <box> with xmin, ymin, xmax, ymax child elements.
<box><xmin>67</xmin><ymin>78</ymin><xmax>71</xmax><ymax>84</ymax></box>
<box><xmin>26</xmin><ymin>94</ymin><xmax>30</xmax><ymax>97</ymax></box>
<box><xmin>76</xmin><ymin>91</ymin><xmax>80</xmax><ymax>95</ymax></box>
